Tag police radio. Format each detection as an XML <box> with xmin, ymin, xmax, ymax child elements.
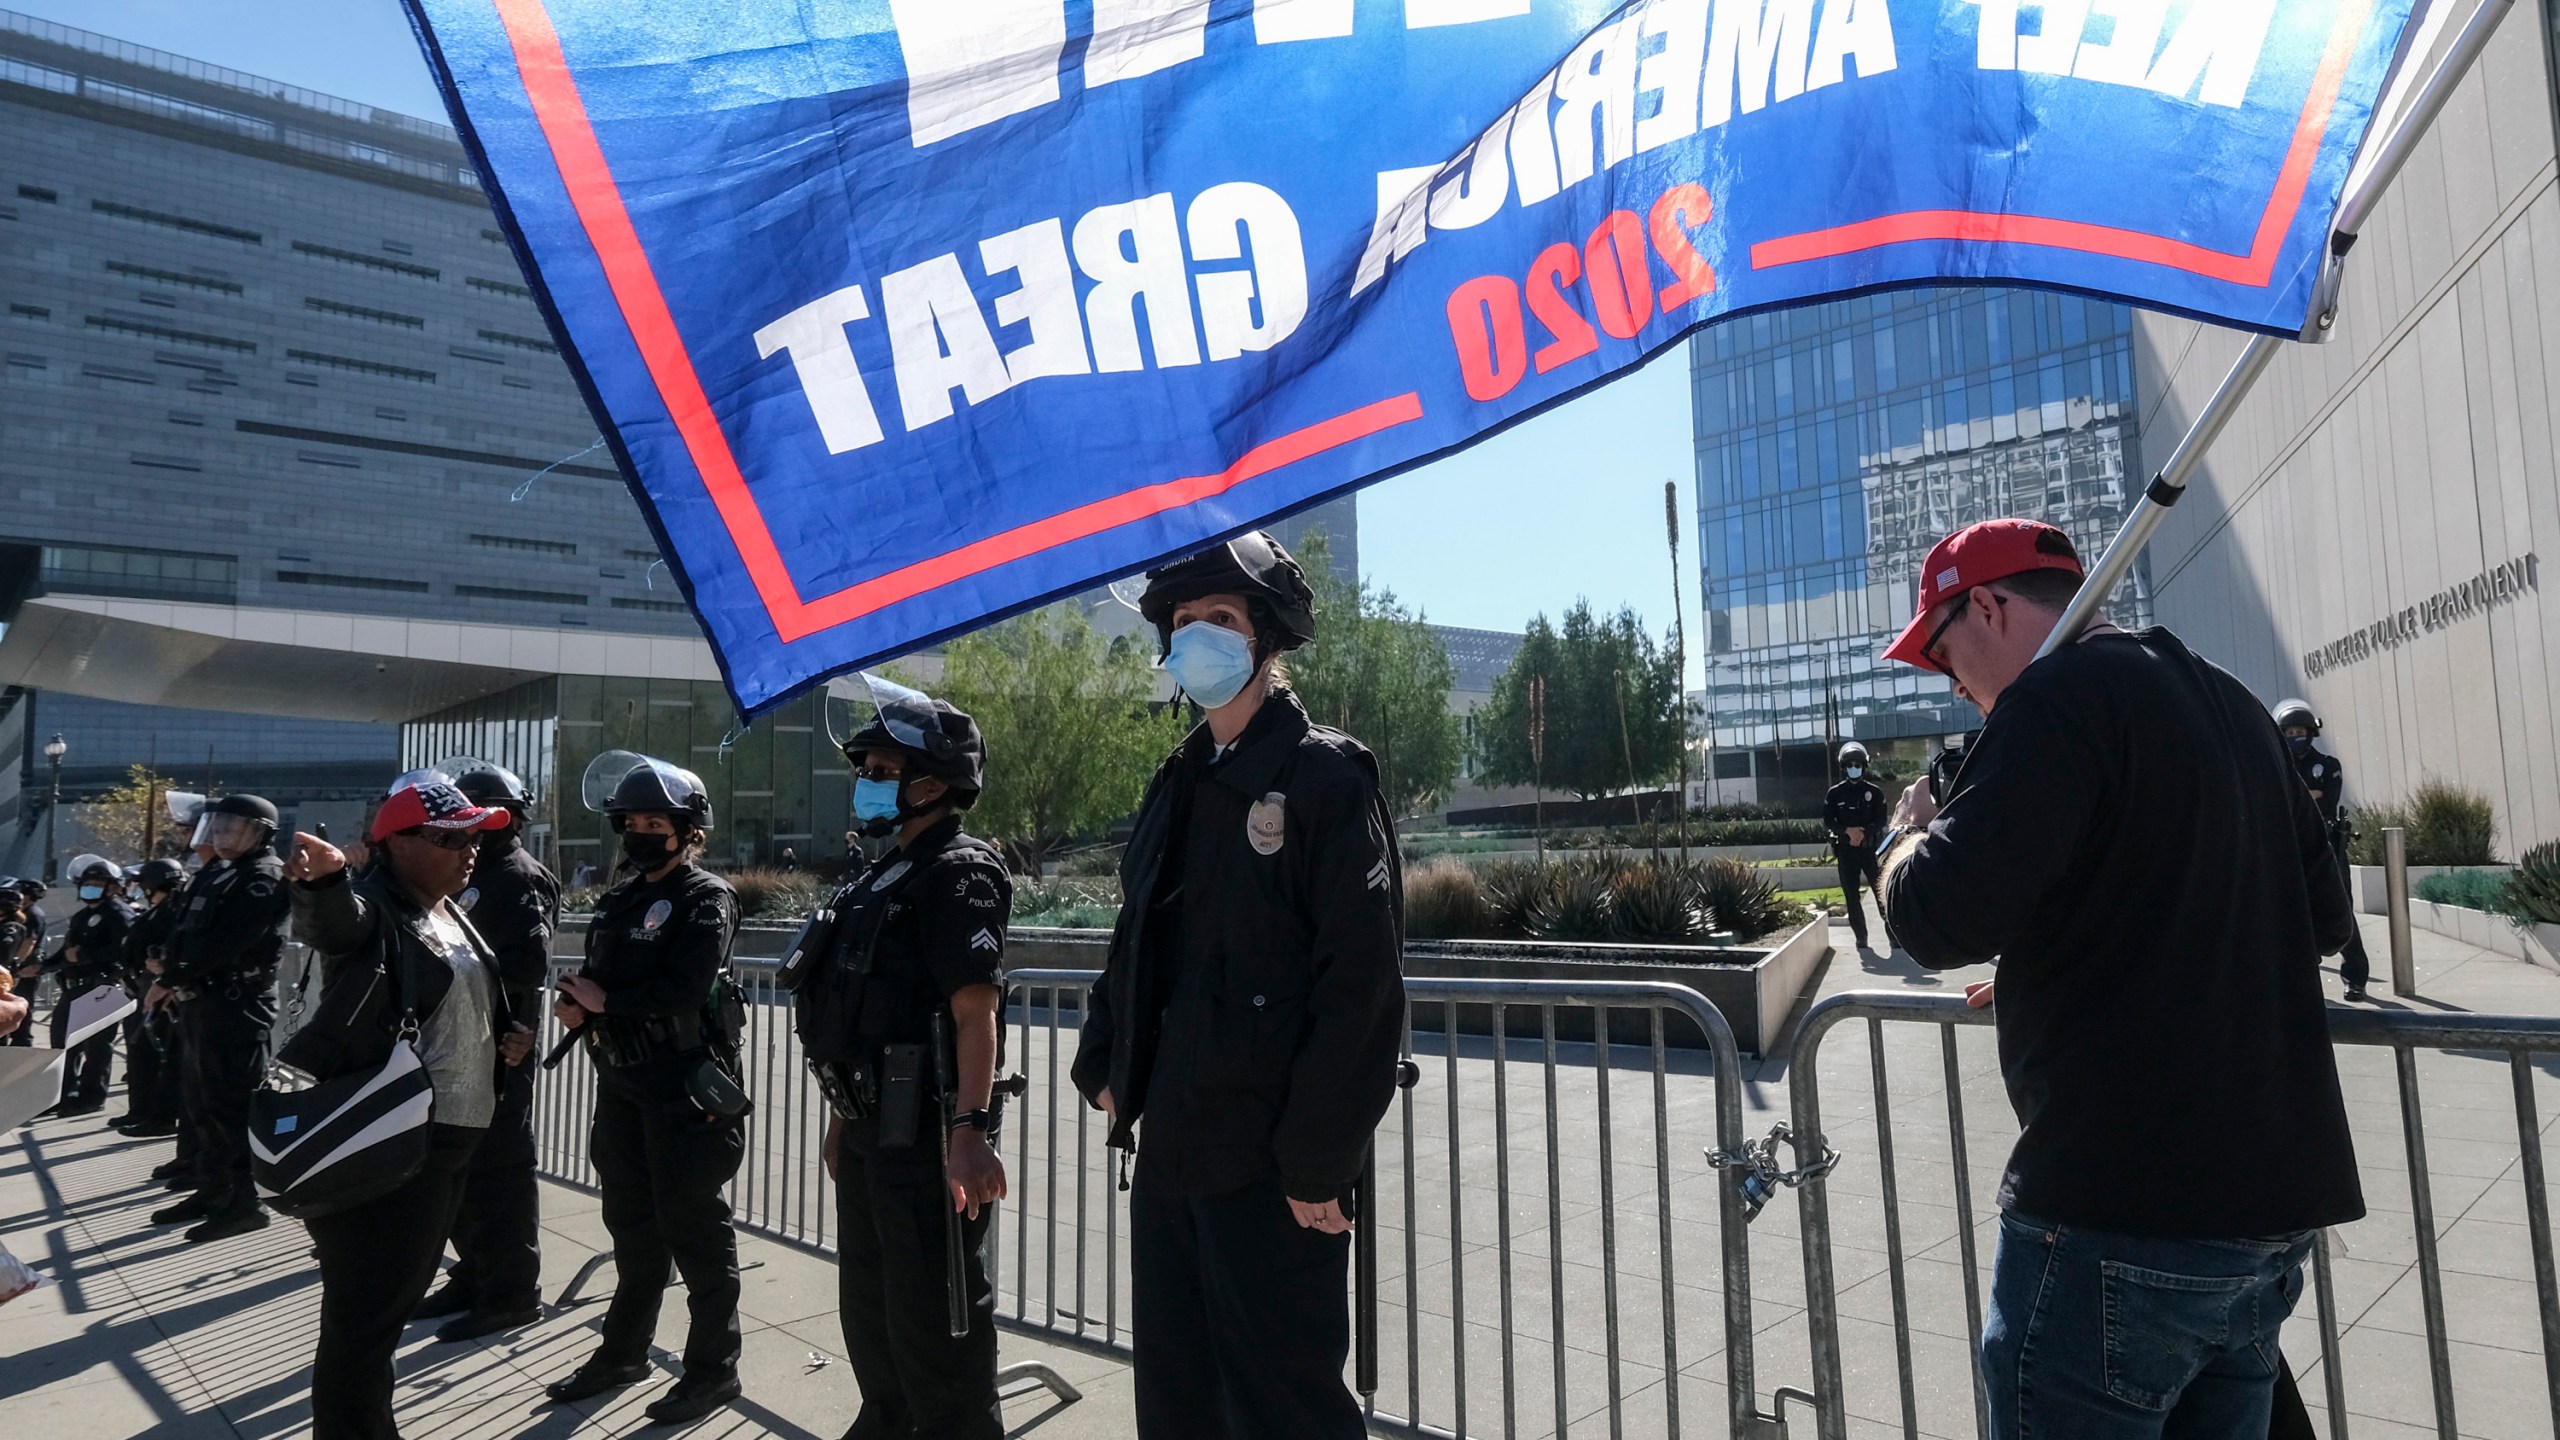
<box><xmin>775</xmin><ymin>904</ymin><xmax>840</xmax><ymax>993</ymax></box>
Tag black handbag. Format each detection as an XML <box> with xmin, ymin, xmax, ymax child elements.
<box><xmin>251</xmin><ymin>913</ymin><xmax>435</xmax><ymax>1218</ymax></box>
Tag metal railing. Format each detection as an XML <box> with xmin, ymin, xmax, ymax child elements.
<box><xmin>1781</xmin><ymin>991</ymin><xmax>2560</xmax><ymax>1440</ymax></box>
<box><xmin>528</xmin><ymin>956</ymin><xmax>1797</xmax><ymax>1438</ymax></box>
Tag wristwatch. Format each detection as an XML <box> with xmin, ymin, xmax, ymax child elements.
<box><xmin>947</xmin><ymin>1108</ymin><xmax>994</xmax><ymax>1134</ymax></box>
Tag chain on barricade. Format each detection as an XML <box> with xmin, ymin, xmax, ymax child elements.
<box><xmin>1707</xmin><ymin>1121</ymin><xmax>1840</xmax><ymax>1221</ymax></box>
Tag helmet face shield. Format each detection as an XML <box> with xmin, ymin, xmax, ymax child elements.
<box><xmin>824</xmin><ymin>672</ymin><xmax>951</xmax><ymax>760</ymax></box>
<box><xmin>68</xmin><ymin>853</ymin><xmax>118</xmax><ymax>886</ymax></box>
<box><xmin>192</xmin><ymin>812</ymin><xmax>264</xmax><ymax>856</ymax></box>
<box><xmin>582</xmin><ymin>749</ymin><xmax>712</xmax><ymax>825</ymax></box>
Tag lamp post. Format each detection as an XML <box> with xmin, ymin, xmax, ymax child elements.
<box><xmin>42</xmin><ymin>733</ymin><xmax>66</xmax><ymax>885</ymax></box>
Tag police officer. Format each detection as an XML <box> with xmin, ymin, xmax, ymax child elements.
<box><xmin>1071</xmin><ymin>532</ymin><xmax>1406</xmax><ymax>1440</ymax></box>
<box><xmin>144</xmin><ymin>834</ymin><xmax>228</xmax><ymax>1190</ymax></box>
<box><xmin>44</xmin><ymin>855</ymin><xmax>134</xmax><ymax>1115</ymax></box>
<box><xmin>0</xmin><ymin>883</ymin><xmax>35</xmax><ymax>1049</ymax></box>
<box><xmin>2277</xmin><ymin>699</ymin><xmax>2375</xmax><ymax>1002</ymax></box>
<box><xmin>146</xmin><ymin>794</ymin><xmax>290</xmax><ymax>1243</ymax></box>
<box><xmin>546</xmin><ymin>751</ymin><xmax>747</xmax><ymax>1424</ymax></box>
<box><xmin>796</xmin><ymin>676</ymin><xmax>1012</xmax><ymax>1440</ymax></box>
<box><xmin>408</xmin><ymin>759</ymin><xmax>559</xmax><ymax>1343</ymax></box>
<box><xmin>111</xmin><ymin>858</ymin><xmax>188</xmax><ymax>1137</ymax></box>
<box><xmin>1824</xmin><ymin>744</ymin><xmax>1890</xmax><ymax>953</ymax></box>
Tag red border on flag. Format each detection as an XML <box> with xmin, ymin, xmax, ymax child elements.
<box><xmin>1750</xmin><ymin>0</ymin><xmax>2378</xmax><ymax>283</ymax></box>
<box><xmin>491</xmin><ymin>0</ymin><xmax>1420</xmax><ymax>644</ymax></box>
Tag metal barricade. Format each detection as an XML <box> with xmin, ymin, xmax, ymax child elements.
<box><xmin>530</xmin><ymin>955</ymin><xmax>1790</xmax><ymax>1438</ymax></box>
<box><xmin>1782</xmin><ymin>991</ymin><xmax>2560</xmax><ymax>1440</ymax></box>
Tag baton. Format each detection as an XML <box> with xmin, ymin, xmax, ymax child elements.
<box><xmin>932</xmin><ymin>1010</ymin><xmax>968</xmax><ymax>1338</ymax></box>
<box><xmin>1358</xmin><ymin>1059</ymin><xmax>1424</xmax><ymax>1402</ymax></box>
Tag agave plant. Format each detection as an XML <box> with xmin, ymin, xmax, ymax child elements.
<box><xmin>1691</xmin><ymin>857</ymin><xmax>1801</xmax><ymax>940</ymax></box>
<box><xmin>2507</xmin><ymin>841</ymin><xmax>2560</xmax><ymax>927</ymax></box>
<box><xmin>1523</xmin><ymin>857</ymin><xmax>1616</xmax><ymax>941</ymax></box>
<box><xmin>1608</xmin><ymin>860</ymin><xmax>1707</xmax><ymax>942</ymax></box>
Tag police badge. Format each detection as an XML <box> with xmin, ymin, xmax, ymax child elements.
<box><xmin>643</xmin><ymin>899</ymin><xmax>672</xmax><ymax>931</ymax></box>
<box><xmin>1247</xmin><ymin>793</ymin><xmax>1286</xmax><ymax>856</ymax></box>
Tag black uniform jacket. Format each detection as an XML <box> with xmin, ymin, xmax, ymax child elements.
<box><xmin>48</xmin><ymin>900</ymin><xmax>133</xmax><ymax>992</ymax></box>
<box><xmin>290</xmin><ymin>864</ymin><xmax>517</xmax><ymax>1073</ymax></box>
<box><xmin>2294</xmin><ymin>742</ymin><xmax>2348</xmax><ymax>828</ymax></box>
<box><xmin>1822</xmin><ymin>779</ymin><xmax>1886</xmax><ymax>848</ymax></box>
<box><xmin>123</xmin><ymin>898</ymin><xmax>181</xmax><ymax>993</ymax></box>
<box><xmin>580</xmin><ymin>861</ymin><xmax>739</xmax><ymax>1091</ymax></box>
<box><xmin>797</xmin><ymin>815</ymin><xmax>1010</xmax><ymax>1154</ymax></box>
<box><xmin>458</xmin><ymin>832</ymin><xmax>562</xmax><ymax>1019</ymax></box>
<box><xmin>164</xmin><ymin>854</ymin><xmax>291</xmax><ymax>989</ymax></box>
<box><xmin>1071</xmin><ymin>687</ymin><xmax>1405</xmax><ymax>1203</ymax></box>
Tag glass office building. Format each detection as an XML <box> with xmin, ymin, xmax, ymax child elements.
<box><xmin>1691</xmin><ymin>287</ymin><xmax>2149</xmax><ymax>802</ymax></box>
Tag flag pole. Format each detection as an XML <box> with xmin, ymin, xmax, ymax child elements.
<box><xmin>2040</xmin><ymin>0</ymin><xmax>2516</xmax><ymax>660</ymax></box>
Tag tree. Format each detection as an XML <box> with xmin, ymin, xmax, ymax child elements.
<box><xmin>71</xmin><ymin>765</ymin><xmax>194</xmax><ymax>862</ymax></box>
<box><xmin>1473</xmin><ymin>600</ymin><xmax>1685</xmax><ymax>800</ymax></box>
<box><xmin>1286</xmin><ymin>536</ymin><xmax>1464</xmax><ymax>817</ymax></box>
<box><xmin>929</xmin><ymin>604</ymin><xmax>1185</xmax><ymax>872</ymax></box>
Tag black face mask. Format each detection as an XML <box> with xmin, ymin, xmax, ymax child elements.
<box><xmin>2286</xmin><ymin>735</ymin><xmax>2314</xmax><ymax>755</ymax></box>
<box><xmin>621</xmin><ymin>831</ymin><xmax>675</xmax><ymax>871</ymax></box>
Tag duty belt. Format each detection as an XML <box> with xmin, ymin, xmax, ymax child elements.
<box><xmin>810</xmin><ymin>1057</ymin><xmax>876</xmax><ymax>1120</ymax></box>
<box><xmin>585</xmin><ymin>1010</ymin><xmax>706</xmax><ymax>1069</ymax></box>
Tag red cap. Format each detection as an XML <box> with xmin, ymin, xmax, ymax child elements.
<box><xmin>1881</xmin><ymin>519</ymin><xmax>2085</xmax><ymax>673</ymax></box>
<box><xmin>371</xmin><ymin>780</ymin><xmax>512</xmax><ymax>841</ymax></box>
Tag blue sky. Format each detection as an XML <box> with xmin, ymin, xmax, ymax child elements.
<box><xmin>14</xmin><ymin>0</ymin><xmax>1705</xmax><ymax>681</ymax></box>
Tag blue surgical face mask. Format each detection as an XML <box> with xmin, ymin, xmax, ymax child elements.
<box><xmin>852</xmin><ymin>776</ymin><xmax>905</xmax><ymax>825</ymax></box>
<box><xmin>78</xmin><ymin>885</ymin><xmax>105</xmax><ymax>903</ymax></box>
<box><xmin>1843</xmin><ymin>766</ymin><xmax>1863</xmax><ymax>779</ymax></box>
<box><xmin>1163</xmin><ymin>621</ymin><xmax>1258</xmax><ymax>709</ymax></box>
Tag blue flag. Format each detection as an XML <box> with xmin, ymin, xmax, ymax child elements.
<box><xmin>406</xmin><ymin>0</ymin><xmax>2420</xmax><ymax>715</ymax></box>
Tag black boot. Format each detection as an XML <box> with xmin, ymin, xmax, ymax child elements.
<box><xmin>411</xmin><ymin>1280</ymin><xmax>475</xmax><ymax>1321</ymax></box>
<box><xmin>546</xmin><ymin>1358</ymin><xmax>653</xmax><ymax>1404</ymax></box>
<box><xmin>184</xmin><ymin>1207</ymin><xmax>270</xmax><ymax>1244</ymax></box>
<box><xmin>435</xmin><ymin>1307</ymin><xmax>541</xmax><ymax>1343</ymax></box>
<box><xmin>643</xmin><ymin>1370</ymin><xmax>742</xmax><ymax>1425</ymax></box>
<box><xmin>152</xmin><ymin>1195</ymin><xmax>217</xmax><ymax>1226</ymax></box>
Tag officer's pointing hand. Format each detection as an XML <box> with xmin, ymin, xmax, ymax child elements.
<box><xmin>1288</xmin><ymin>1197</ymin><xmax>1353</xmax><ymax>1235</ymax></box>
<box><xmin>284</xmin><ymin>832</ymin><xmax>345</xmax><ymax>882</ymax></box>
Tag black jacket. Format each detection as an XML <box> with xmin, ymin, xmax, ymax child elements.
<box><xmin>290</xmin><ymin>865</ymin><xmax>514</xmax><ymax>1077</ymax></box>
<box><xmin>578</xmin><ymin>861</ymin><xmax>739</xmax><ymax>1093</ymax></box>
<box><xmin>122</xmin><ymin>898</ymin><xmax>181</xmax><ymax>992</ymax></box>
<box><xmin>796</xmin><ymin>815</ymin><xmax>1011</xmax><ymax>1152</ymax></box>
<box><xmin>1822</xmin><ymin>779</ymin><xmax>1886</xmax><ymax>849</ymax></box>
<box><xmin>1070</xmin><ymin>688</ymin><xmax>1405</xmax><ymax>1202</ymax></box>
<box><xmin>460</xmin><ymin>832</ymin><xmax>562</xmax><ymax>1018</ymax></box>
<box><xmin>1884</xmin><ymin>629</ymin><xmax>2362</xmax><ymax>1238</ymax></box>
<box><xmin>47</xmin><ymin>900</ymin><xmax>132</xmax><ymax>991</ymax></box>
<box><xmin>164</xmin><ymin>854</ymin><xmax>291</xmax><ymax>989</ymax></box>
<box><xmin>2292</xmin><ymin>741</ymin><xmax>2349</xmax><ymax>829</ymax></box>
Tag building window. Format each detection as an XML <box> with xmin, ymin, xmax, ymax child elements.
<box><xmin>294</xmin><ymin>450</ymin><xmax>362</xmax><ymax>469</ymax></box>
<box><xmin>612</xmin><ymin>597</ymin><xmax>689</xmax><ymax>613</ymax></box>
<box><xmin>42</xmin><ymin>543</ymin><xmax>238</xmax><ymax>603</ymax></box>
<box><xmin>285</xmin><ymin>348</ymin><xmax>435</xmax><ymax>383</ymax></box>
<box><xmin>275</xmin><ymin>570</ymin><xmax>430</xmax><ymax>593</ymax></box>
<box><xmin>86</xmin><ymin>314</ymin><xmax>256</xmax><ymax>352</ymax></box>
<box><xmin>304</xmin><ymin>296</ymin><xmax>424</xmax><ymax>329</ymax></box>
<box><xmin>289</xmin><ymin>240</ymin><xmax>438</xmax><ymax>280</ymax></box>
<box><xmin>467</xmin><ymin>275</ymin><xmax>531</xmax><ymax>298</ymax></box>
<box><xmin>7</xmin><ymin>304</ymin><xmax>47</xmax><ymax>319</ymax></box>
<box><xmin>468</xmin><ymin>533</ymin><xmax>577</xmax><ymax>555</ymax></box>
<box><xmin>456</xmin><ymin>583</ymin><xmax>589</xmax><ymax>606</ymax></box>
<box><xmin>476</xmin><ymin>328</ymin><xmax>556</xmax><ymax>354</ymax></box>
<box><xmin>92</xmin><ymin>199</ymin><xmax>261</xmax><ymax>244</ymax></box>
<box><xmin>17</xmin><ymin>184</ymin><xmax>57</xmax><ymax>203</ymax></box>
<box><xmin>129</xmin><ymin>453</ymin><xmax>202</xmax><ymax>472</ymax></box>
<box><xmin>104</xmin><ymin>260</ymin><xmax>244</xmax><ymax>294</ymax></box>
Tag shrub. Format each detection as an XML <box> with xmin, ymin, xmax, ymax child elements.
<box><xmin>2408</xmin><ymin>778</ymin><xmax>2498</xmax><ymax>865</ymax></box>
<box><xmin>1404</xmin><ymin>859</ymin><xmax>1494</xmax><ymax>940</ymax></box>
<box><xmin>724</xmin><ymin>867</ymin><xmax>830</xmax><ymax>919</ymax></box>
<box><xmin>2506</xmin><ymin>842</ymin><xmax>2560</xmax><ymax>927</ymax></box>
<box><xmin>1523</xmin><ymin>857</ymin><xmax>1616</xmax><ymax>941</ymax></box>
<box><xmin>2343</xmin><ymin>802</ymin><xmax>2409</xmax><ymax>867</ymax></box>
<box><xmin>1692</xmin><ymin>857</ymin><xmax>1806</xmax><ymax>939</ymax></box>
<box><xmin>1015</xmin><ymin>876</ymin><xmax>1119</xmax><ymax>928</ymax></box>
<box><xmin>1054</xmin><ymin>846</ymin><xmax>1122</xmax><ymax>878</ymax></box>
<box><xmin>1609</xmin><ymin>860</ymin><xmax>1707</xmax><ymax>942</ymax></box>
<box><xmin>2414</xmin><ymin>868</ymin><xmax>2513</xmax><ymax>913</ymax></box>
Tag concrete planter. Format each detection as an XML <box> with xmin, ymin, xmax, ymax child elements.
<box><xmin>2395</xmin><ymin>899</ymin><xmax>2558</xmax><ymax>971</ymax></box>
<box><xmin>2351</xmin><ymin>864</ymin><xmax>2512</xmax><ymax>915</ymax></box>
<box><xmin>575</xmin><ymin>915</ymin><xmax>1829</xmax><ymax>1058</ymax></box>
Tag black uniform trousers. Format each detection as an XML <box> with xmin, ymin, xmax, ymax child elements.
<box><xmin>1835</xmin><ymin>842</ymin><xmax>1885</xmax><ymax>948</ymax></box>
<box><xmin>49</xmin><ymin>989</ymin><xmax>117</xmax><ymax>1105</ymax></box>
<box><xmin>122</xmin><ymin>1006</ymin><xmax>179</xmax><ymax>1125</ymax></box>
<box><xmin>590</xmin><ymin>1072</ymin><xmax>745</xmax><ymax>1376</ymax></box>
<box><xmin>307</xmin><ymin>1123</ymin><xmax>480</xmax><ymax>1440</ymax></box>
<box><xmin>1131</xmin><ymin>1177</ymin><xmax>1363</xmax><ymax>1440</ymax></box>
<box><xmin>178</xmin><ymin>985</ymin><xmax>272</xmax><ymax>1212</ymax></box>
<box><xmin>835</xmin><ymin>1147</ymin><xmax>1001</xmax><ymax>1440</ymax></box>
<box><xmin>2332</xmin><ymin>832</ymin><xmax>2373</xmax><ymax>991</ymax></box>
<box><xmin>442</xmin><ymin>1060</ymin><xmax>542</xmax><ymax>1312</ymax></box>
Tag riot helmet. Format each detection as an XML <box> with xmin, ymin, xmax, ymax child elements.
<box><xmin>68</xmin><ymin>854</ymin><xmax>120</xmax><ymax>890</ymax></box>
<box><xmin>581</xmin><ymin>750</ymin><xmax>713</xmax><ymax>830</ymax></box>
<box><xmin>1837</xmin><ymin>742</ymin><xmax>1869</xmax><ymax>767</ymax></box>
<box><xmin>824</xmin><ymin>673</ymin><xmax>986</xmax><ymax>836</ymax></box>
<box><xmin>12</xmin><ymin>877</ymin><xmax>45</xmax><ymax>901</ymax></box>
<box><xmin>190</xmin><ymin>793</ymin><xmax>278</xmax><ymax>855</ymax></box>
<box><xmin>1135</xmin><ymin>531</ymin><xmax>1317</xmax><ymax>658</ymax></box>
<box><xmin>2273</xmin><ymin>698</ymin><xmax>2321</xmax><ymax>738</ymax></box>
<box><xmin>407</xmin><ymin>756</ymin><xmax>533</xmax><ymax>823</ymax></box>
<box><xmin>135</xmin><ymin>858</ymin><xmax>187</xmax><ymax>897</ymax></box>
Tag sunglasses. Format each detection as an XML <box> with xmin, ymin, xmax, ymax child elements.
<box><xmin>853</xmin><ymin>765</ymin><xmax>906</xmax><ymax>783</ymax></box>
<box><xmin>1919</xmin><ymin>589</ymin><xmax>2005</xmax><ymax>673</ymax></box>
<box><xmin>402</xmin><ymin>828</ymin><xmax>483</xmax><ymax>851</ymax></box>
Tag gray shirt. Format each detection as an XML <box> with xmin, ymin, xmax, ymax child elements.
<box><xmin>414</xmin><ymin>912</ymin><xmax>495</xmax><ymax>1128</ymax></box>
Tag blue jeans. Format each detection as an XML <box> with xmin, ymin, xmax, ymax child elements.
<box><xmin>1984</xmin><ymin>1211</ymin><xmax>2313</xmax><ymax>1440</ymax></box>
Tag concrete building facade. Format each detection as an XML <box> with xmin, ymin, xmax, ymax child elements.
<box><xmin>2135</xmin><ymin>5</ymin><xmax>2560</xmax><ymax>857</ymax></box>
